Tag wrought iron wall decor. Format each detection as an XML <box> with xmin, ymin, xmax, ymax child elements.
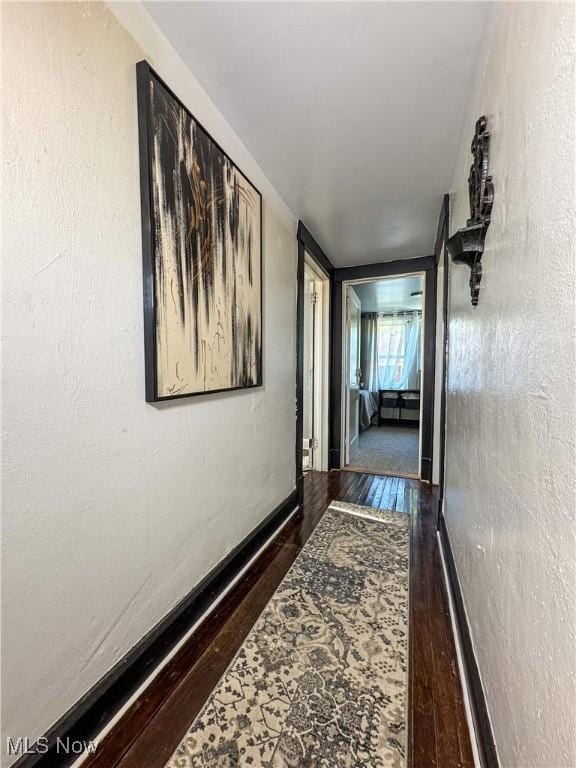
<box><xmin>446</xmin><ymin>115</ymin><xmax>494</xmax><ymax>306</ymax></box>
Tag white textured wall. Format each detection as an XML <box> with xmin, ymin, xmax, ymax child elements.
<box><xmin>445</xmin><ymin>3</ymin><xmax>576</xmax><ymax>766</ymax></box>
<box><xmin>1</xmin><ymin>2</ymin><xmax>296</xmax><ymax>760</ymax></box>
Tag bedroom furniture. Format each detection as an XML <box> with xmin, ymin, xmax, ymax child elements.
<box><xmin>377</xmin><ymin>389</ymin><xmax>420</xmax><ymax>427</ymax></box>
<box><xmin>359</xmin><ymin>389</ymin><xmax>378</xmax><ymax>431</ymax></box>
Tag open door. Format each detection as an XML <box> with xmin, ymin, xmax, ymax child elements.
<box><xmin>344</xmin><ymin>286</ymin><xmax>361</xmax><ymax>465</ymax></box>
<box><xmin>302</xmin><ymin>274</ymin><xmax>316</xmax><ymax>470</ymax></box>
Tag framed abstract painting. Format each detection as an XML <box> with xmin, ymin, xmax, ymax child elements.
<box><xmin>136</xmin><ymin>61</ymin><xmax>263</xmax><ymax>402</ymax></box>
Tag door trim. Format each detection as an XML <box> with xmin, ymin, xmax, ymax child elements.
<box><xmin>304</xmin><ymin>257</ymin><xmax>330</xmax><ymax>472</ymax></box>
<box><xmin>342</xmin><ymin>285</ymin><xmax>362</xmax><ymax>466</ymax></box>
<box><xmin>329</xmin><ymin>255</ymin><xmax>437</xmax><ymax>480</ymax></box>
<box><xmin>421</xmin><ymin>268</ymin><xmax>437</xmax><ymax>482</ymax></box>
<box><xmin>296</xmin><ymin>222</ymin><xmax>334</xmax><ymax>502</ymax></box>
<box><xmin>436</xmin><ymin>194</ymin><xmax>450</xmax><ymax>522</ymax></box>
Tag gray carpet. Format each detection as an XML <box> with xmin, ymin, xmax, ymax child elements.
<box><xmin>350</xmin><ymin>426</ymin><xmax>419</xmax><ymax>476</ymax></box>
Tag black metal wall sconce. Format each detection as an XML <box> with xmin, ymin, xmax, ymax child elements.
<box><xmin>446</xmin><ymin>116</ymin><xmax>494</xmax><ymax>306</ymax></box>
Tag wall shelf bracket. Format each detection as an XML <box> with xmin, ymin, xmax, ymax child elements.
<box><xmin>446</xmin><ymin>116</ymin><xmax>494</xmax><ymax>306</ymax></box>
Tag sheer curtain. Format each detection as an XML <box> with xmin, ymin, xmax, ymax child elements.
<box><xmin>399</xmin><ymin>313</ymin><xmax>421</xmax><ymax>389</ymax></box>
<box><xmin>361</xmin><ymin>311</ymin><xmax>421</xmax><ymax>391</ymax></box>
<box><xmin>360</xmin><ymin>313</ymin><xmax>379</xmax><ymax>392</ymax></box>
<box><xmin>402</xmin><ymin>313</ymin><xmax>422</xmax><ymax>389</ymax></box>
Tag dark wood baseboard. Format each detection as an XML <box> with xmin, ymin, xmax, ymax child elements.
<box><xmin>13</xmin><ymin>490</ymin><xmax>299</xmax><ymax>768</ymax></box>
<box><xmin>438</xmin><ymin>513</ymin><xmax>500</xmax><ymax>768</ymax></box>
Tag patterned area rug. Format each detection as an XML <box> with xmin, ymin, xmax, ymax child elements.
<box><xmin>166</xmin><ymin>501</ymin><xmax>410</xmax><ymax>768</ymax></box>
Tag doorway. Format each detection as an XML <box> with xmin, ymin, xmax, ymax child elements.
<box><xmin>340</xmin><ymin>272</ymin><xmax>430</xmax><ymax>479</ymax></box>
<box><xmin>295</xmin><ymin>223</ymin><xmax>334</xmax><ymax>501</ymax></box>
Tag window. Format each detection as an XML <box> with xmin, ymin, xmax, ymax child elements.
<box><xmin>377</xmin><ymin>318</ymin><xmax>407</xmax><ymax>386</ymax></box>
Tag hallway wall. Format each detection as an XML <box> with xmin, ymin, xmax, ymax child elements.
<box><xmin>1</xmin><ymin>2</ymin><xmax>296</xmax><ymax>760</ymax></box>
<box><xmin>444</xmin><ymin>3</ymin><xmax>576</xmax><ymax>766</ymax></box>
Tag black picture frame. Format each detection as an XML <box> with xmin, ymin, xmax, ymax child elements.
<box><xmin>136</xmin><ymin>60</ymin><xmax>263</xmax><ymax>402</ymax></box>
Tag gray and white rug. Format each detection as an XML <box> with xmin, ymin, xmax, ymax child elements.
<box><xmin>350</xmin><ymin>426</ymin><xmax>419</xmax><ymax>476</ymax></box>
<box><xmin>166</xmin><ymin>501</ymin><xmax>410</xmax><ymax>768</ymax></box>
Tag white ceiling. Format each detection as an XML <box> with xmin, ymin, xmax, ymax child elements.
<box><xmin>145</xmin><ymin>1</ymin><xmax>490</xmax><ymax>266</ymax></box>
<box><xmin>353</xmin><ymin>276</ymin><xmax>423</xmax><ymax>313</ymax></box>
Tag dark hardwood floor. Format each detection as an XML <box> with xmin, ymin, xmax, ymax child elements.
<box><xmin>85</xmin><ymin>471</ymin><xmax>473</xmax><ymax>768</ymax></box>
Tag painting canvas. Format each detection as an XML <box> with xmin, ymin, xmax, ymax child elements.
<box><xmin>137</xmin><ymin>62</ymin><xmax>262</xmax><ymax>401</ymax></box>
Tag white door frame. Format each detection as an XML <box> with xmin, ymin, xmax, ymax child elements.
<box><xmin>304</xmin><ymin>252</ymin><xmax>330</xmax><ymax>471</ymax></box>
<box><xmin>340</xmin><ymin>272</ymin><xmax>426</xmax><ymax>476</ymax></box>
